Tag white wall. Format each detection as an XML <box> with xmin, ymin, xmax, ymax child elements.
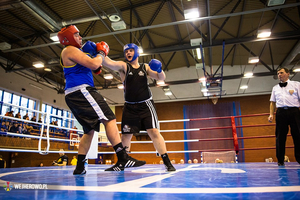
<box><xmin>0</xmin><ymin>67</ymin><xmax>68</xmax><ymax>110</ymax></box>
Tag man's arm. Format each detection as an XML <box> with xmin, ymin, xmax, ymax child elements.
<box><xmin>53</xmin><ymin>157</ymin><xmax>68</xmax><ymax>166</ymax></box>
<box><xmin>102</xmin><ymin>56</ymin><xmax>126</xmax><ymax>72</ymax></box>
<box><xmin>268</xmin><ymin>101</ymin><xmax>276</xmax><ymax>122</ymax></box>
<box><xmin>62</xmin><ymin>44</ymin><xmax>108</xmax><ymax>71</ymax></box>
<box><xmin>146</xmin><ymin>59</ymin><xmax>166</xmax><ymax>81</ymax></box>
<box><xmin>62</xmin><ymin>46</ymin><xmax>103</xmax><ymax>70</ymax></box>
<box><xmin>147</xmin><ymin>66</ymin><xmax>166</xmax><ymax>81</ymax></box>
<box><xmin>57</xmin><ymin>161</ymin><xmax>67</xmax><ymax>166</ymax></box>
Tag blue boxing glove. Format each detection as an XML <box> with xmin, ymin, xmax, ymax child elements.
<box><xmin>82</xmin><ymin>41</ymin><xmax>97</xmax><ymax>57</ymax></box>
<box><xmin>149</xmin><ymin>59</ymin><xmax>162</xmax><ymax>73</ymax></box>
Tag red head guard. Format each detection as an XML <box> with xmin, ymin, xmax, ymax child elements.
<box><xmin>57</xmin><ymin>25</ymin><xmax>81</xmax><ymax>48</ymax></box>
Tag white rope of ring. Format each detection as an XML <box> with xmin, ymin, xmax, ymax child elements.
<box><xmin>1</xmin><ymin>102</ymin><xmax>242</xmax><ymax>154</ymax></box>
<box><xmin>0</xmin><ymin>148</ymin><xmax>200</xmax><ymax>154</ymax></box>
<box><xmin>0</xmin><ymin>121</ymin><xmax>234</xmax><ymax>155</ymax></box>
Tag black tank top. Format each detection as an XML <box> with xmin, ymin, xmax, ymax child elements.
<box><xmin>124</xmin><ymin>63</ymin><xmax>152</xmax><ymax>102</ymax></box>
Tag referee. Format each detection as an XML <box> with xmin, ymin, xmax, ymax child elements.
<box><xmin>268</xmin><ymin>67</ymin><xmax>300</xmax><ymax>166</ymax></box>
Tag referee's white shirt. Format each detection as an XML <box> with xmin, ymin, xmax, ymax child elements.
<box><xmin>270</xmin><ymin>79</ymin><xmax>300</xmax><ymax>108</ymax></box>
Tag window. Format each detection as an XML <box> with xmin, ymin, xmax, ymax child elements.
<box><xmin>12</xmin><ymin>94</ymin><xmax>21</xmax><ymax>114</ymax></box>
<box><xmin>0</xmin><ymin>90</ymin><xmax>37</xmax><ymax>119</ymax></box>
<box><xmin>57</xmin><ymin>109</ymin><xmax>62</xmax><ymax>126</ymax></box>
<box><xmin>43</xmin><ymin>104</ymin><xmax>52</xmax><ymax>123</ymax></box>
<box><xmin>64</xmin><ymin>111</ymin><xmax>69</xmax><ymax>127</ymax></box>
<box><xmin>0</xmin><ymin>89</ymin><xmax>74</xmax><ymax>129</ymax></box>
<box><xmin>20</xmin><ymin>97</ymin><xmax>29</xmax><ymax>117</ymax></box>
<box><xmin>28</xmin><ymin>99</ymin><xmax>36</xmax><ymax>120</ymax></box>
<box><xmin>51</xmin><ymin>107</ymin><xmax>57</xmax><ymax>123</ymax></box>
<box><xmin>1</xmin><ymin>91</ymin><xmax>12</xmax><ymax>115</ymax></box>
<box><xmin>42</xmin><ymin>103</ymin><xmax>74</xmax><ymax>128</ymax></box>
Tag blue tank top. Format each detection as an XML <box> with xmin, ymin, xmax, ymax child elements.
<box><xmin>60</xmin><ymin>48</ymin><xmax>94</xmax><ymax>90</ymax></box>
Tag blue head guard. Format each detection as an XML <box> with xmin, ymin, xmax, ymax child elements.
<box><xmin>123</xmin><ymin>43</ymin><xmax>139</xmax><ymax>62</ymax></box>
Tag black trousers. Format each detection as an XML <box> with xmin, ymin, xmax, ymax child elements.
<box><xmin>275</xmin><ymin>107</ymin><xmax>300</xmax><ymax>164</ymax></box>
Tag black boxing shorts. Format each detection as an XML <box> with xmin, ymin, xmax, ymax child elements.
<box><xmin>121</xmin><ymin>99</ymin><xmax>159</xmax><ymax>134</ymax></box>
<box><xmin>65</xmin><ymin>86</ymin><xmax>116</xmax><ymax>133</ymax></box>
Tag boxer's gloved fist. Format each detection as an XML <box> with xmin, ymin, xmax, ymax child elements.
<box><xmin>149</xmin><ymin>59</ymin><xmax>162</xmax><ymax>73</ymax></box>
<box><xmin>96</xmin><ymin>41</ymin><xmax>109</xmax><ymax>58</ymax></box>
<box><xmin>93</xmin><ymin>66</ymin><xmax>102</xmax><ymax>75</ymax></box>
<box><xmin>82</xmin><ymin>41</ymin><xmax>97</xmax><ymax>57</ymax></box>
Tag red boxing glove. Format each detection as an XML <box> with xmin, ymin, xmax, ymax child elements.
<box><xmin>93</xmin><ymin>66</ymin><xmax>102</xmax><ymax>75</ymax></box>
<box><xmin>96</xmin><ymin>41</ymin><xmax>109</xmax><ymax>57</ymax></box>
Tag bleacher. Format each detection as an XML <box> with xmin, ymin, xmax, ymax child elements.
<box><xmin>0</xmin><ymin>117</ymin><xmax>71</xmax><ymax>140</ymax></box>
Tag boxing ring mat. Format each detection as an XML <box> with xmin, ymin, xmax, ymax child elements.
<box><xmin>1</xmin><ymin>162</ymin><xmax>300</xmax><ymax>199</ymax></box>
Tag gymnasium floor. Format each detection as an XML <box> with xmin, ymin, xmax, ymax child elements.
<box><xmin>1</xmin><ymin>162</ymin><xmax>300</xmax><ymax>200</ymax></box>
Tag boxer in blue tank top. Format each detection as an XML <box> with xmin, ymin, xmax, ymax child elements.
<box><xmin>58</xmin><ymin>25</ymin><xmax>145</xmax><ymax>175</ymax></box>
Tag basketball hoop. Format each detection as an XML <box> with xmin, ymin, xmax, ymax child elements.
<box><xmin>70</xmin><ymin>133</ymin><xmax>80</xmax><ymax>148</ymax></box>
<box><xmin>211</xmin><ymin>95</ymin><xmax>218</xmax><ymax>105</ymax></box>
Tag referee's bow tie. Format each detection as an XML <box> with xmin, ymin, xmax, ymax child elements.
<box><xmin>279</xmin><ymin>82</ymin><xmax>287</xmax><ymax>87</ymax></box>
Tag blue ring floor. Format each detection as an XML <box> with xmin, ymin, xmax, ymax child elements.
<box><xmin>1</xmin><ymin>162</ymin><xmax>300</xmax><ymax>200</ymax></box>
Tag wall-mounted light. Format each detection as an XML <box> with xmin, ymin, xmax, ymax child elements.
<box><xmin>268</xmin><ymin>0</ymin><xmax>285</xmax><ymax>6</ymax></box>
<box><xmin>240</xmin><ymin>85</ymin><xmax>248</xmax><ymax>89</ymax></box>
<box><xmin>244</xmin><ymin>72</ymin><xmax>253</xmax><ymax>78</ymax></box>
<box><xmin>184</xmin><ymin>8</ymin><xmax>199</xmax><ymax>19</ymax></box>
<box><xmin>248</xmin><ymin>57</ymin><xmax>259</xmax><ymax>64</ymax></box>
<box><xmin>198</xmin><ymin>77</ymin><xmax>206</xmax><ymax>82</ymax></box>
<box><xmin>50</xmin><ymin>33</ymin><xmax>59</xmax><ymax>41</ymax></box>
<box><xmin>196</xmin><ymin>48</ymin><xmax>202</xmax><ymax>59</ymax></box>
<box><xmin>198</xmin><ymin>77</ymin><xmax>206</xmax><ymax>86</ymax></box>
<box><xmin>44</xmin><ymin>67</ymin><xmax>51</xmax><ymax>72</ymax></box>
<box><xmin>164</xmin><ymin>91</ymin><xmax>172</xmax><ymax>96</ymax></box>
<box><xmin>111</xmin><ymin>20</ymin><xmax>126</xmax><ymax>31</ymax></box>
<box><xmin>48</xmin><ymin>58</ymin><xmax>59</xmax><ymax>64</ymax></box>
<box><xmin>257</xmin><ymin>29</ymin><xmax>271</xmax><ymax>38</ymax></box>
<box><xmin>293</xmin><ymin>68</ymin><xmax>300</xmax><ymax>72</ymax></box>
<box><xmin>163</xmin><ymin>87</ymin><xmax>172</xmax><ymax>96</ymax></box>
<box><xmin>32</xmin><ymin>61</ymin><xmax>44</xmax><ymax>68</ymax></box>
<box><xmin>157</xmin><ymin>80</ymin><xmax>166</xmax><ymax>86</ymax></box>
<box><xmin>138</xmin><ymin>46</ymin><xmax>143</xmax><ymax>54</ymax></box>
<box><xmin>0</xmin><ymin>42</ymin><xmax>11</xmax><ymax>50</ymax></box>
<box><xmin>104</xmin><ymin>74</ymin><xmax>114</xmax><ymax>80</ymax></box>
<box><xmin>117</xmin><ymin>84</ymin><xmax>124</xmax><ymax>89</ymax></box>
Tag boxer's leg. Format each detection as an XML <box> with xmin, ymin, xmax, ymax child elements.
<box><xmin>73</xmin><ymin>129</ymin><xmax>94</xmax><ymax>175</ymax></box>
<box><xmin>122</xmin><ymin>134</ymin><xmax>133</xmax><ymax>151</ymax></box>
<box><xmin>147</xmin><ymin>128</ymin><xmax>176</xmax><ymax>172</ymax></box>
